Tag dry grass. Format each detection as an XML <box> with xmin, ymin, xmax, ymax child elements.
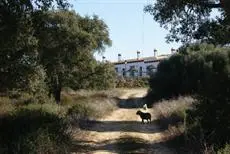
<box><xmin>61</xmin><ymin>88</ymin><xmax>122</xmax><ymax>120</ymax></box>
<box><xmin>0</xmin><ymin>97</ymin><xmax>15</xmax><ymax>116</ymax></box>
<box><xmin>62</xmin><ymin>87</ymin><xmax>126</xmax><ymax>99</ymax></box>
<box><xmin>152</xmin><ymin>96</ymin><xmax>194</xmax><ymax>121</ymax></box>
<box><xmin>150</xmin><ymin>96</ymin><xmax>195</xmax><ymax>141</ymax></box>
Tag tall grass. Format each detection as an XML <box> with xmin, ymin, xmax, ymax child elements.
<box><xmin>153</xmin><ymin>96</ymin><xmax>194</xmax><ymax>124</ymax></box>
<box><xmin>150</xmin><ymin>97</ymin><xmax>194</xmax><ymax>147</ymax></box>
<box><xmin>0</xmin><ymin>88</ymin><xmax>121</xmax><ymax>153</ymax></box>
<box><xmin>152</xmin><ymin>97</ymin><xmax>230</xmax><ymax>153</ymax></box>
<box><xmin>61</xmin><ymin>88</ymin><xmax>119</xmax><ymax>120</ymax></box>
<box><xmin>0</xmin><ymin>103</ymin><xmax>71</xmax><ymax>154</ymax></box>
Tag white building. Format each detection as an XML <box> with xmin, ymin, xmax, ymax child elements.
<box><xmin>113</xmin><ymin>49</ymin><xmax>176</xmax><ymax>78</ymax></box>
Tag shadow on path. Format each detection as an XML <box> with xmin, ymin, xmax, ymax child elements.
<box><xmin>117</xmin><ymin>97</ymin><xmax>146</xmax><ymax>108</ymax></box>
<box><xmin>72</xmin><ymin>135</ymin><xmax>176</xmax><ymax>154</ymax></box>
<box><xmin>79</xmin><ymin>120</ymin><xmax>166</xmax><ymax>134</ymax></box>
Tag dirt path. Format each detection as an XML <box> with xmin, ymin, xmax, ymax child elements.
<box><xmin>72</xmin><ymin>89</ymin><xmax>175</xmax><ymax>154</ymax></box>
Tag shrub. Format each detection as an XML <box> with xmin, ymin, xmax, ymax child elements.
<box><xmin>67</xmin><ymin>96</ymin><xmax>117</xmax><ymax>122</ymax></box>
<box><xmin>148</xmin><ymin>44</ymin><xmax>230</xmax><ymax>104</ymax></box>
<box><xmin>185</xmin><ymin>49</ymin><xmax>230</xmax><ymax>149</ymax></box>
<box><xmin>116</xmin><ymin>77</ymin><xmax>149</xmax><ymax>88</ymax></box>
<box><xmin>185</xmin><ymin>96</ymin><xmax>230</xmax><ymax>150</ymax></box>
<box><xmin>148</xmin><ymin>44</ymin><xmax>230</xmax><ymax>151</ymax></box>
<box><xmin>0</xmin><ymin>97</ymin><xmax>15</xmax><ymax>116</ymax></box>
<box><xmin>67</xmin><ymin>103</ymin><xmax>95</xmax><ymax>122</ymax></box>
<box><xmin>218</xmin><ymin>144</ymin><xmax>230</xmax><ymax>154</ymax></box>
<box><xmin>0</xmin><ymin>106</ymin><xmax>71</xmax><ymax>154</ymax></box>
<box><xmin>61</xmin><ymin>92</ymin><xmax>75</xmax><ymax>105</ymax></box>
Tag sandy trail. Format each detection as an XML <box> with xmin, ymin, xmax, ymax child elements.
<box><xmin>72</xmin><ymin>89</ymin><xmax>175</xmax><ymax>154</ymax></box>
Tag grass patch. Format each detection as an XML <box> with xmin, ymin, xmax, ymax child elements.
<box><xmin>0</xmin><ymin>105</ymin><xmax>71</xmax><ymax>154</ymax></box>
<box><xmin>61</xmin><ymin>88</ymin><xmax>119</xmax><ymax>120</ymax></box>
<box><xmin>0</xmin><ymin>88</ymin><xmax>124</xmax><ymax>153</ymax></box>
<box><xmin>61</xmin><ymin>88</ymin><xmax>125</xmax><ymax>101</ymax></box>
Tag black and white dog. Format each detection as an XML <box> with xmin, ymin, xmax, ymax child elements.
<box><xmin>136</xmin><ymin>110</ymin><xmax>151</xmax><ymax>123</ymax></box>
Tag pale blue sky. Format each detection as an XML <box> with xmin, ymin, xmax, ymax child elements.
<box><xmin>70</xmin><ymin>0</ymin><xmax>182</xmax><ymax>62</ymax></box>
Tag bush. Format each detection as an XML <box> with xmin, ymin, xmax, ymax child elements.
<box><xmin>0</xmin><ymin>97</ymin><xmax>15</xmax><ymax>116</ymax></box>
<box><xmin>148</xmin><ymin>44</ymin><xmax>230</xmax><ymax>103</ymax></box>
<box><xmin>185</xmin><ymin>49</ymin><xmax>230</xmax><ymax>149</ymax></box>
<box><xmin>67</xmin><ymin>103</ymin><xmax>95</xmax><ymax>122</ymax></box>
<box><xmin>148</xmin><ymin>44</ymin><xmax>230</xmax><ymax>151</ymax></box>
<box><xmin>67</xmin><ymin>96</ymin><xmax>117</xmax><ymax>122</ymax></box>
<box><xmin>61</xmin><ymin>92</ymin><xmax>75</xmax><ymax>105</ymax></box>
<box><xmin>218</xmin><ymin>144</ymin><xmax>230</xmax><ymax>154</ymax></box>
<box><xmin>116</xmin><ymin>77</ymin><xmax>149</xmax><ymax>88</ymax></box>
<box><xmin>0</xmin><ymin>106</ymin><xmax>71</xmax><ymax>154</ymax></box>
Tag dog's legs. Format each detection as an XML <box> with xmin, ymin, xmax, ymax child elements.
<box><xmin>142</xmin><ymin>119</ymin><xmax>144</xmax><ymax>124</ymax></box>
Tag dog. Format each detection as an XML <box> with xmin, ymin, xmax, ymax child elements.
<box><xmin>136</xmin><ymin>110</ymin><xmax>151</xmax><ymax>123</ymax></box>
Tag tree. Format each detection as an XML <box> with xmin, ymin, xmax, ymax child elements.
<box><xmin>147</xmin><ymin>44</ymin><xmax>230</xmax><ymax>149</ymax></box>
<box><xmin>37</xmin><ymin>10</ymin><xmax>112</xmax><ymax>103</ymax></box>
<box><xmin>86</xmin><ymin>62</ymin><xmax>116</xmax><ymax>90</ymax></box>
<box><xmin>0</xmin><ymin>0</ymin><xmax>69</xmax><ymax>93</ymax></box>
<box><xmin>144</xmin><ymin>0</ymin><xmax>230</xmax><ymax>45</ymax></box>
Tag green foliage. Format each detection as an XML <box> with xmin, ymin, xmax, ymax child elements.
<box><xmin>37</xmin><ymin>10</ymin><xmax>112</xmax><ymax>102</ymax></box>
<box><xmin>0</xmin><ymin>1</ymin><xmax>113</xmax><ymax>103</ymax></box>
<box><xmin>144</xmin><ymin>0</ymin><xmax>230</xmax><ymax>45</ymax></box>
<box><xmin>68</xmin><ymin>61</ymin><xmax>116</xmax><ymax>90</ymax></box>
<box><xmin>66</xmin><ymin>91</ymin><xmax>117</xmax><ymax>119</ymax></box>
<box><xmin>148</xmin><ymin>44</ymin><xmax>230</xmax><ymax>102</ymax></box>
<box><xmin>116</xmin><ymin>77</ymin><xmax>149</xmax><ymax>88</ymax></box>
<box><xmin>86</xmin><ymin>62</ymin><xmax>116</xmax><ymax>90</ymax></box>
<box><xmin>0</xmin><ymin>107</ymin><xmax>71</xmax><ymax>154</ymax></box>
<box><xmin>0</xmin><ymin>0</ymin><xmax>69</xmax><ymax>93</ymax></box>
<box><xmin>218</xmin><ymin>144</ymin><xmax>230</xmax><ymax>154</ymax></box>
<box><xmin>185</xmin><ymin>49</ymin><xmax>230</xmax><ymax>149</ymax></box>
<box><xmin>67</xmin><ymin>103</ymin><xmax>95</xmax><ymax>122</ymax></box>
<box><xmin>61</xmin><ymin>93</ymin><xmax>75</xmax><ymax>105</ymax></box>
<box><xmin>148</xmin><ymin>43</ymin><xmax>230</xmax><ymax>150</ymax></box>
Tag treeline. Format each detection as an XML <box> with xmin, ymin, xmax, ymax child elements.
<box><xmin>0</xmin><ymin>1</ymin><xmax>116</xmax><ymax>103</ymax></box>
<box><xmin>147</xmin><ymin>43</ymin><xmax>230</xmax><ymax>151</ymax></box>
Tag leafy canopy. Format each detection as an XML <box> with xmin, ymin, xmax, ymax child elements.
<box><xmin>144</xmin><ymin>0</ymin><xmax>230</xmax><ymax>45</ymax></box>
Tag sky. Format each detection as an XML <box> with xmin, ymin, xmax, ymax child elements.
<box><xmin>69</xmin><ymin>0</ymin><xmax>182</xmax><ymax>62</ymax></box>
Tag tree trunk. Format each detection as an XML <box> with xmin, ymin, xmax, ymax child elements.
<box><xmin>53</xmin><ymin>74</ymin><xmax>62</xmax><ymax>104</ymax></box>
<box><xmin>54</xmin><ymin>86</ymin><xmax>61</xmax><ymax>104</ymax></box>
